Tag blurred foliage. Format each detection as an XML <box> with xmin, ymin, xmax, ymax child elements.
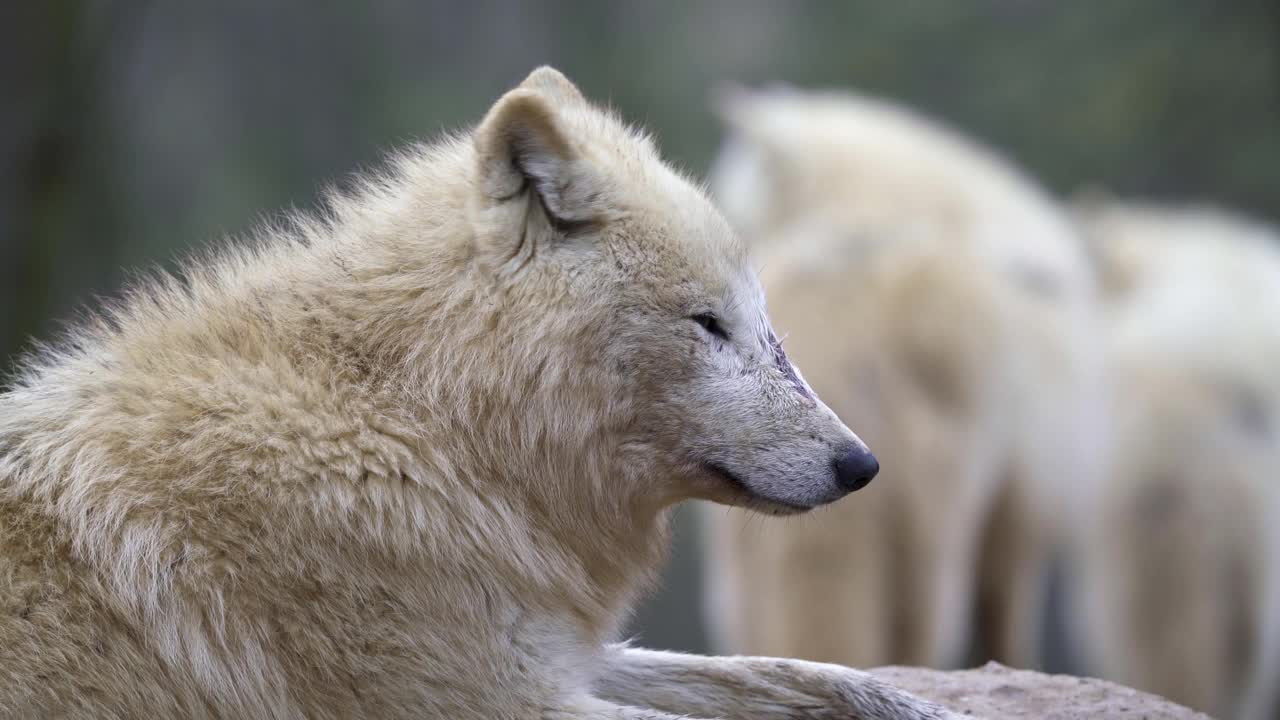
<box><xmin>1</xmin><ymin>0</ymin><xmax>1277</xmax><ymax>654</ymax></box>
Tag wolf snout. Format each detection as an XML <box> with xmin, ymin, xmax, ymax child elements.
<box><xmin>832</xmin><ymin>444</ymin><xmax>879</xmax><ymax>492</ymax></box>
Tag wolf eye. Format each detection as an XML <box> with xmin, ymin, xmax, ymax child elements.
<box><xmin>691</xmin><ymin>313</ymin><xmax>730</xmax><ymax>341</ymax></box>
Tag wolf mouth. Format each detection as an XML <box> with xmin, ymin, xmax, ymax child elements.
<box><xmin>702</xmin><ymin>461</ymin><xmax>813</xmax><ymax>515</ymax></box>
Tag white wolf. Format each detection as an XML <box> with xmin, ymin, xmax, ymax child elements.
<box><xmin>0</xmin><ymin>67</ymin><xmax>956</xmax><ymax>719</ymax></box>
<box><xmin>704</xmin><ymin>86</ymin><xmax>1104</xmax><ymax>671</ymax></box>
<box><xmin>1072</xmin><ymin>199</ymin><xmax>1280</xmax><ymax>720</ymax></box>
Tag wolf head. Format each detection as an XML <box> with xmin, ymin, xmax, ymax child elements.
<box><xmin>458</xmin><ymin>68</ymin><xmax>875</xmax><ymax>514</ymax></box>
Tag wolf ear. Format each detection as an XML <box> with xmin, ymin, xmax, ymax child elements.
<box><xmin>517</xmin><ymin>65</ymin><xmax>587</xmax><ymax>105</ymax></box>
<box><xmin>1068</xmin><ymin>186</ymin><xmax>1139</xmax><ymax>297</ymax></box>
<box><xmin>476</xmin><ymin>89</ymin><xmax>573</xmax><ymax>213</ymax></box>
<box><xmin>709</xmin><ymin>85</ymin><xmax>789</xmax><ymax>236</ymax></box>
<box><xmin>475</xmin><ymin>68</ymin><xmax>599</xmax><ymax>233</ymax></box>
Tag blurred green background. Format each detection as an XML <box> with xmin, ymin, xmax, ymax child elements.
<box><xmin>3</xmin><ymin>0</ymin><xmax>1277</xmax><ymax>656</ymax></box>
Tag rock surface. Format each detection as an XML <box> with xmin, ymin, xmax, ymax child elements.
<box><xmin>871</xmin><ymin>662</ymin><xmax>1213</xmax><ymax>719</ymax></box>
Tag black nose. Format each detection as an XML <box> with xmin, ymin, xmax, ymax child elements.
<box><xmin>832</xmin><ymin>445</ymin><xmax>879</xmax><ymax>492</ymax></box>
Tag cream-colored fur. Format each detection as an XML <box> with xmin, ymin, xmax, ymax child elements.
<box><xmin>0</xmin><ymin>68</ymin><xmax>956</xmax><ymax>719</ymax></box>
<box><xmin>1071</xmin><ymin>200</ymin><xmax>1280</xmax><ymax>720</ymax></box>
<box><xmin>703</xmin><ymin>87</ymin><xmax>1104</xmax><ymax>670</ymax></box>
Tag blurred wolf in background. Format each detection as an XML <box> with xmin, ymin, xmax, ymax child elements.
<box><xmin>0</xmin><ymin>67</ymin><xmax>956</xmax><ymax>719</ymax></box>
<box><xmin>702</xmin><ymin>87</ymin><xmax>1105</xmax><ymax>671</ymax></box>
<box><xmin>1071</xmin><ymin>199</ymin><xmax>1280</xmax><ymax>720</ymax></box>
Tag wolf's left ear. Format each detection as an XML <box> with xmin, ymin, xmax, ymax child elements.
<box><xmin>475</xmin><ymin>71</ymin><xmax>601</xmax><ymax>233</ymax></box>
<box><xmin>709</xmin><ymin>85</ymin><xmax>804</xmax><ymax>238</ymax></box>
<box><xmin>709</xmin><ymin>86</ymin><xmax>782</xmax><ymax>236</ymax></box>
<box><xmin>517</xmin><ymin>65</ymin><xmax>587</xmax><ymax>105</ymax></box>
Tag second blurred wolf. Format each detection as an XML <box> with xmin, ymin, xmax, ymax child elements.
<box><xmin>1070</xmin><ymin>200</ymin><xmax>1280</xmax><ymax>720</ymax></box>
<box><xmin>701</xmin><ymin>87</ymin><xmax>1106</xmax><ymax>670</ymax></box>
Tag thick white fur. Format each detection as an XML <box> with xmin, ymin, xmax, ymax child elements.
<box><xmin>703</xmin><ymin>87</ymin><xmax>1104</xmax><ymax>670</ymax></box>
<box><xmin>1071</xmin><ymin>200</ymin><xmax>1280</xmax><ymax>720</ymax></box>
<box><xmin>0</xmin><ymin>67</ymin><xmax>955</xmax><ymax>719</ymax></box>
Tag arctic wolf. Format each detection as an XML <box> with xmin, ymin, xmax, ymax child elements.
<box><xmin>704</xmin><ymin>86</ymin><xmax>1104</xmax><ymax>670</ymax></box>
<box><xmin>0</xmin><ymin>68</ymin><xmax>955</xmax><ymax>719</ymax></box>
<box><xmin>1072</xmin><ymin>199</ymin><xmax>1280</xmax><ymax>720</ymax></box>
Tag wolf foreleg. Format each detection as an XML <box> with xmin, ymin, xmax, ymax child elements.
<box><xmin>594</xmin><ymin>645</ymin><xmax>958</xmax><ymax>720</ymax></box>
